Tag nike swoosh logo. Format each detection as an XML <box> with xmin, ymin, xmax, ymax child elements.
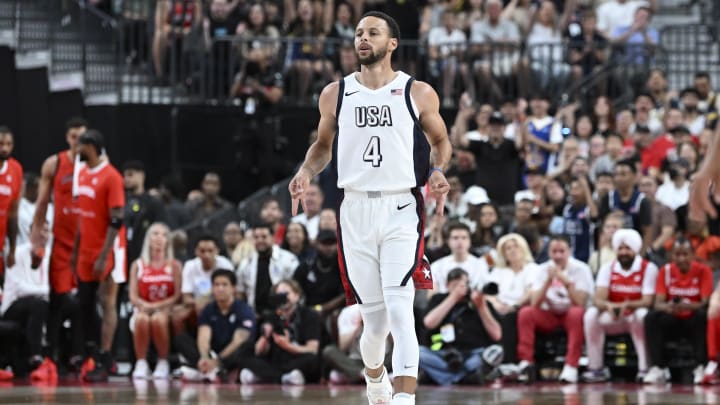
<box><xmin>397</xmin><ymin>203</ymin><xmax>412</xmax><ymax>210</ymax></box>
<box><xmin>404</xmin><ymin>364</ymin><xmax>416</xmax><ymax>369</ymax></box>
<box><xmin>344</xmin><ymin>91</ymin><xmax>359</xmax><ymax>96</ymax></box>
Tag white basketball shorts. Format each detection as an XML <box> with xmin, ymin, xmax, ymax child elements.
<box><xmin>337</xmin><ymin>188</ymin><xmax>427</xmax><ymax>305</ymax></box>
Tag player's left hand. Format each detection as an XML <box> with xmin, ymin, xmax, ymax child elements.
<box><xmin>93</xmin><ymin>256</ymin><xmax>107</xmax><ymax>278</ymax></box>
<box><xmin>289</xmin><ymin>167</ymin><xmax>312</xmax><ymax>216</ymax></box>
<box><xmin>429</xmin><ymin>170</ymin><xmax>450</xmax><ymax>216</ymax></box>
<box><xmin>689</xmin><ymin>169</ymin><xmax>720</xmax><ymax>224</ymax></box>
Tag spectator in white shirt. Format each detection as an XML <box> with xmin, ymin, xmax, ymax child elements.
<box><xmin>655</xmin><ymin>158</ymin><xmax>690</xmax><ymax>211</ymax></box>
<box><xmin>470</xmin><ymin>0</ymin><xmax>523</xmax><ymax>101</ymax></box>
<box><xmin>1</xmin><ymin>221</ymin><xmax>50</xmax><ymax>374</ymax></box>
<box><xmin>17</xmin><ymin>173</ymin><xmax>52</xmax><ymax>246</ymax></box>
<box><xmin>237</xmin><ymin>223</ymin><xmax>299</xmax><ymax>313</ymax></box>
<box><xmin>516</xmin><ymin>235</ymin><xmax>594</xmax><ymax>384</ymax></box>
<box><xmin>597</xmin><ymin>0</ymin><xmax>651</xmax><ymax>38</ymax></box>
<box><xmin>486</xmin><ymin>233</ymin><xmax>539</xmax><ymax>364</ymax></box>
<box><xmin>428</xmin><ymin>10</ymin><xmax>468</xmax><ymax>108</ymax></box>
<box><xmin>430</xmin><ymin>222</ymin><xmax>489</xmax><ymax>296</ymax></box>
<box><xmin>172</xmin><ymin>235</ymin><xmax>234</xmax><ymax>334</ymax></box>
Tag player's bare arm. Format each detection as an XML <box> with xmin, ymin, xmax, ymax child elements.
<box><xmin>289</xmin><ymin>82</ymin><xmax>339</xmax><ymax>216</ymax></box>
<box><xmin>94</xmin><ymin>207</ymin><xmax>124</xmax><ymax>277</ymax></box>
<box><xmin>30</xmin><ymin>155</ymin><xmax>58</xmax><ymax>247</ymax></box>
<box><xmin>689</xmin><ymin>124</ymin><xmax>720</xmax><ymax>222</ymax></box>
<box><xmin>6</xmin><ymin>198</ymin><xmax>19</xmax><ymax>268</ymax></box>
<box><xmin>411</xmin><ymin>80</ymin><xmax>452</xmax><ymax>215</ymax></box>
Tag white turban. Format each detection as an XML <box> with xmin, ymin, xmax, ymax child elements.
<box><xmin>612</xmin><ymin>228</ymin><xmax>643</xmax><ymax>254</ymax></box>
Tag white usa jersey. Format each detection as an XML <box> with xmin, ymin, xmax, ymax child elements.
<box><xmin>333</xmin><ymin>71</ymin><xmax>430</xmax><ymax>191</ymax></box>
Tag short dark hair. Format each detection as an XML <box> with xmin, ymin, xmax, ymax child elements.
<box><xmin>596</xmin><ymin>171</ymin><xmax>613</xmax><ymax>179</ymax></box>
<box><xmin>122</xmin><ymin>160</ymin><xmax>145</xmax><ymax>172</ymax></box>
<box><xmin>195</xmin><ymin>234</ymin><xmax>219</xmax><ymax>248</ymax></box>
<box><xmin>360</xmin><ymin>11</ymin><xmax>401</xmax><ymax>40</ymax></box>
<box><xmin>446</xmin><ymin>221</ymin><xmax>471</xmax><ymax>237</ymax></box>
<box><xmin>447</xmin><ymin>268</ymin><xmax>468</xmax><ymax>283</ymax></box>
<box><xmin>695</xmin><ymin>71</ymin><xmax>711</xmax><ymax>81</ymax></box>
<box><xmin>672</xmin><ymin>235</ymin><xmax>693</xmax><ymax>251</ymax></box>
<box><xmin>253</xmin><ymin>222</ymin><xmax>275</xmax><ymax>235</ymax></box>
<box><xmin>680</xmin><ymin>87</ymin><xmax>700</xmax><ymax>99</ymax></box>
<box><xmin>211</xmin><ymin>269</ymin><xmax>237</xmax><ymax>286</ymax></box>
<box><xmin>66</xmin><ymin>117</ymin><xmax>88</xmax><ymax>130</ymax></box>
<box><xmin>615</xmin><ymin>158</ymin><xmax>637</xmax><ymax>174</ymax></box>
<box><xmin>549</xmin><ymin>234</ymin><xmax>571</xmax><ymax>247</ymax></box>
<box><xmin>78</xmin><ymin>129</ymin><xmax>105</xmax><ymax>155</ymax></box>
<box><xmin>0</xmin><ymin>126</ymin><xmax>12</xmax><ymax>136</ymax></box>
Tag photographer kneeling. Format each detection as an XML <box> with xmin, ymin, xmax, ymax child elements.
<box><xmin>238</xmin><ymin>279</ymin><xmax>321</xmax><ymax>385</ymax></box>
<box><xmin>419</xmin><ymin>268</ymin><xmax>503</xmax><ymax>385</ymax></box>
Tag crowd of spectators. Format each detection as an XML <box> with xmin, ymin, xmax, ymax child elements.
<box><xmin>2</xmin><ymin>0</ymin><xmax>720</xmax><ymax>389</ymax></box>
<box><xmin>82</xmin><ymin>0</ymin><xmax>669</xmax><ymax>106</ymax></box>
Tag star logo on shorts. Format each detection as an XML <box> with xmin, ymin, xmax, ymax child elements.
<box><xmin>423</xmin><ymin>268</ymin><xmax>431</xmax><ymax>279</ymax></box>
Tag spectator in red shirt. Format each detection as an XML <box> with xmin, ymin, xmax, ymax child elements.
<box><xmin>0</xmin><ymin>126</ymin><xmax>23</xmax><ymax>276</ymax></box>
<box><xmin>641</xmin><ymin>108</ymin><xmax>683</xmax><ymax>177</ymax></box>
<box><xmin>643</xmin><ymin>237</ymin><xmax>713</xmax><ymax>384</ymax></box>
<box><xmin>72</xmin><ymin>130</ymin><xmax>127</xmax><ymax>383</ymax></box>
<box><xmin>703</xmin><ymin>282</ymin><xmax>720</xmax><ymax>384</ymax></box>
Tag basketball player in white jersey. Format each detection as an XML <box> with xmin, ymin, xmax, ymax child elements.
<box><xmin>289</xmin><ymin>11</ymin><xmax>451</xmax><ymax>405</ymax></box>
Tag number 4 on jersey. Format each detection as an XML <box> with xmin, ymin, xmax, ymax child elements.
<box><xmin>363</xmin><ymin>136</ymin><xmax>382</xmax><ymax>167</ymax></box>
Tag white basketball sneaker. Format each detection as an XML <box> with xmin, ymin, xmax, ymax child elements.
<box><xmin>365</xmin><ymin>367</ymin><xmax>392</xmax><ymax>405</ymax></box>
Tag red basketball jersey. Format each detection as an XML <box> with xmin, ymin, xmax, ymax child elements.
<box><xmin>52</xmin><ymin>151</ymin><xmax>79</xmax><ymax>246</ymax></box>
<box><xmin>608</xmin><ymin>259</ymin><xmax>651</xmax><ymax>303</ymax></box>
<box><xmin>136</xmin><ymin>259</ymin><xmax>176</xmax><ymax>303</ymax></box>
<box><xmin>0</xmin><ymin>158</ymin><xmax>23</xmax><ymax>251</ymax></box>
<box><xmin>656</xmin><ymin>261</ymin><xmax>713</xmax><ymax>319</ymax></box>
<box><xmin>76</xmin><ymin>160</ymin><xmax>125</xmax><ymax>257</ymax></box>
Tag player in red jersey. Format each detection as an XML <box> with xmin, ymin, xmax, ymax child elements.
<box><xmin>128</xmin><ymin>222</ymin><xmax>181</xmax><ymax>379</ymax></box>
<box><xmin>0</xmin><ymin>126</ymin><xmax>23</xmax><ymax>277</ymax></box>
<box><xmin>72</xmin><ymin>129</ymin><xmax>127</xmax><ymax>382</ymax></box>
<box><xmin>30</xmin><ymin>117</ymin><xmax>87</xmax><ymax>368</ymax></box>
<box><xmin>643</xmin><ymin>237</ymin><xmax>713</xmax><ymax>384</ymax></box>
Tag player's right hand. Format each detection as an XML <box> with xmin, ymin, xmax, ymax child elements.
<box><xmin>289</xmin><ymin>167</ymin><xmax>312</xmax><ymax>216</ymax></box>
<box><xmin>428</xmin><ymin>170</ymin><xmax>450</xmax><ymax>216</ymax></box>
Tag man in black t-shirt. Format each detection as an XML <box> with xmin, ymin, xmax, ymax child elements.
<box><xmin>175</xmin><ymin>269</ymin><xmax>256</xmax><ymax>381</ymax></box>
<box><xmin>293</xmin><ymin>230</ymin><xmax>344</xmax><ymax>314</ymax></box>
<box><xmin>453</xmin><ymin>111</ymin><xmax>526</xmax><ymax>205</ymax></box>
<box><xmin>419</xmin><ymin>269</ymin><xmax>503</xmax><ymax>385</ymax></box>
<box><xmin>122</xmin><ymin>160</ymin><xmax>167</xmax><ymax>263</ymax></box>
<box><xmin>598</xmin><ymin>159</ymin><xmax>652</xmax><ymax>253</ymax></box>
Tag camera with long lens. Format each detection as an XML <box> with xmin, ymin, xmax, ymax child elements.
<box><xmin>262</xmin><ymin>292</ymin><xmax>290</xmax><ymax>335</ymax></box>
<box><xmin>481</xmin><ymin>282</ymin><xmax>499</xmax><ymax>296</ymax></box>
<box><xmin>443</xmin><ymin>347</ymin><xmax>465</xmax><ymax>372</ymax></box>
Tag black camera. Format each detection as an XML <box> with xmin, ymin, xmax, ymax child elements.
<box><xmin>261</xmin><ymin>310</ymin><xmax>287</xmax><ymax>336</ymax></box>
<box><xmin>444</xmin><ymin>348</ymin><xmax>465</xmax><ymax>372</ymax></box>
<box><xmin>613</xmin><ymin>306</ymin><xmax>621</xmax><ymax>317</ymax></box>
<box><xmin>672</xmin><ymin>296</ymin><xmax>681</xmax><ymax>304</ymax></box>
<box><xmin>268</xmin><ymin>292</ymin><xmax>289</xmax><ymax>309</ymax></box>
<box><xmin>481</xmin><ymin>282</ymin><xmax>499</xmax><ymax>296</ymax></box>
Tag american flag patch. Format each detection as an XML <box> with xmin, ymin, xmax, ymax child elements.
<box><xmin>391</xmin><ymin>88</ymin><xmax>403</xmax><ymax>95</ymax></box>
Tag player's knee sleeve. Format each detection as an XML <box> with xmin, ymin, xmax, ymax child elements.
<box><xmin>383</xmin><ymin>286</ymin><xmax>419</xmax><ymax>378</ymax></box>
<box><xmin>359</xmin><ymin>301</ymin><xmax>390</xmax><ymax>370</ymax></box>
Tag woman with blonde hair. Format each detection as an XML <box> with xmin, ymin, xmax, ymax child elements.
<box><xmin>486</xmin><ymin>233</ymin><xmax>539</xmax><ymax>364</ymax></box>
<box><xmin>129</xmin><ymin>222</ymin><xmax>182</xmax><ymax>379</ymax></box>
